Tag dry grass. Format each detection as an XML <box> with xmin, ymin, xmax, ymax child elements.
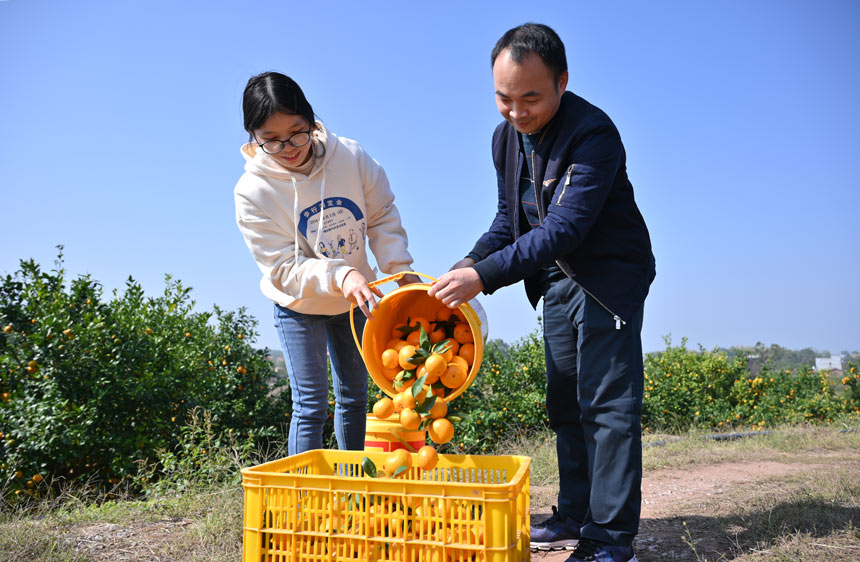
<box><xmin>669</xmin><ymin>463</ymin><xmax>860</xmax><ymax>561</ymax></box>
<box><xmin>0</xmin><ymin>481</ymin><xmax>243</xmax><ymax>561</ymax></box>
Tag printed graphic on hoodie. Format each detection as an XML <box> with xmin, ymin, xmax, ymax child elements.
<box><xmin>297</xmin><ymin>197</ymin><xmax>366</xmax><ymax>258</ymax></box>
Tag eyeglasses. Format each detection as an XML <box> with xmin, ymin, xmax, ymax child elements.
<box><xmin>255</xmin><ymin>129</ymin><xmax>312</xmax><ymax>154</ymax></box>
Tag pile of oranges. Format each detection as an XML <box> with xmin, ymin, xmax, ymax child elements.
<box><xmin>369</xmin><ymin>305</ymin><xmax>476</xmax><ymax>473</ymax></box>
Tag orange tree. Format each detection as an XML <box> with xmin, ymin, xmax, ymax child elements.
<box><xmin>642</xmin><ymin>337</ymin><xmax>852</xmax><ymax>431</ymax></box>
<box><xmin>0</xmin><ymin>250</ymin><xmax>288</xmax><ymax>495</ymax></box>
<box><xmin>450</xmin><ymin>331</ymin><xmax>549</xmax><ymax>453</ymax></box>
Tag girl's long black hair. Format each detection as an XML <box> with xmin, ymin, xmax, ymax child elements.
<box><xmin>242</xmin><ymin>72</ymin><xmax>324</xmax><ymax>160</ymax></box>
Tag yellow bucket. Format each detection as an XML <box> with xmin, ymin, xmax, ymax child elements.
<box><xmin>363</xmin><ymin>413</ymin><xmax>426</xmax><ymax>453</ymax></box>
<box><xmin>350</xmin><ymin>271</ymin><xmax>487</xmax><ymax>401</ymax></box>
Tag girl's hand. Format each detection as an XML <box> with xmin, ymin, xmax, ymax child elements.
<box><xmin>342</xmin><ymin>270</ymin><xmax>384</xmax><ymax>319</ymax></box>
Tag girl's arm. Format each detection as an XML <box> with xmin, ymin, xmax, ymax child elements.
<box><xmin>357</xmin><ymin>149</ymin><xmax>415</xmax><ymax>275</ymax></box>
<box><xmin>234</xmin><ymin>191</ymin><xmax>356</xmax><ymax>299</ymax></box>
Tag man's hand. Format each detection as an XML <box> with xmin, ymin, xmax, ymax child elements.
<box><xmin>427</xmin><ymin>267</ymin><xmax>483</xmax><ymax>308</ymax></box>
<box><xmin>396</xmin><ymin>273</ymin><xmax>422</xmax><ymax>287</ymax></box>
<box><xmin>342</xmin><ymin>270</ymin><xmax>384</xmax><ymax>320</ymax></box>
<box><xmin>449</xmin><ymin>257</ymin><xmax>476</xmax><ymax>271</ymax></box>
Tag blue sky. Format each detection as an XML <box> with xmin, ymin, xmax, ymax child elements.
<box><xmin>2</xmin><ymin>1</ymin><xmax>858</xmax><ymax>355</ymax></box>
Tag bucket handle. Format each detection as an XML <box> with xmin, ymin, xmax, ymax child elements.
<box><xmin>349</xmin><ymin>271</ymin><xmax>439</xmax><ymax>357</ymax></box>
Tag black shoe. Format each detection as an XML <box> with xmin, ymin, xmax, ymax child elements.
<box><xmin>565</xmin><ymin>538</ymin><xmax>638</xmax><ymax>562</ymax></box>
<box><xmin>530</xmin><ymin>506</ymin><xmax>581</xmax><ymax>550</ymax></box>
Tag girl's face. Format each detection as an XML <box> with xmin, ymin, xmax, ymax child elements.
<box><xmin>253</xmin><ymin>112</ymin><xmax>313</xmax><ymax>168</ymax></box>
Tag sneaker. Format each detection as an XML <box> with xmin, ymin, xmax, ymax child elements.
<box><xmin>565</xmin><ymin>538</ymin><xmax>638</xmax><ymax>562</ymax></box>
<box><xmin>530</xmin><ymin>506</ymin><xmax>581</xmax><ymax>550</ymax></box>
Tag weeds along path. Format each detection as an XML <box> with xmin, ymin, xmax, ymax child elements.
<box><xmin>532</xmin><ymin>449</ymin><xmax>860</xmax><ymax>561</ymax></box>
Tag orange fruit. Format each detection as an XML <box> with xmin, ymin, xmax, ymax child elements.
<box><xmin>400</xmin><ymin>407</ymin><xmax>421</xmax><ymax>430</ymax></box>
<box><xmin>458</xmin><ymin>343</ymin><xmax>475</xmax><ymax>366</ymax></box>
<box><xmin>416</xmin><ymin>363</ymin><xmax>428</xmax><ymax>379</ymax></box>
<box><xmin>429</xmin><ymin>328</ymin><xmax>446</xmax><ymax>343</ymax></box>
<box><xmin>394</xmin><ymin>371</ymin><xmax>416</xmax><ymax>391</ymax></box>
<box><xmin>410</xmin><ymin>316</ymin><xmax>431</xmax><ymax>334</ymax></box>
<box><xmin>382</xmin><ymin>448</ymin><xmax>412</xmax><ymax>476</ymax></box>
<box><xmin>391</xmin><ymin>324</ymin><xmax>409</xmax><ymax>339</ymax></box>
<box><xmin>424</xmin><ymin>368</ymin><xmax>441</xmax><ymax>385</ymax></box>
<box><xmin>393</xmin><ymin>391</ymin><xmax>417</xmax><ymax>412</ymax></box>
<box><xmin>449</xmin><ymin>355</ymin><xmax>469</xmax><ymax>372</ymax></box>
<box><xmin>382</xmin><ymin>366</ymin><xmax>400</xmax><ymax>381</ymax></box>
<box><xmin>381</xmin><ymin>349</ymin><xmax>399</xmax><ymax>370</ymax></box>
<box><xmin>440</xmin><ymin>339</ymin><xmax>459</xmax><ymax>363</ymax></box>
<box><xmin>373</xmin><ymin>397</ymin><xmax>395</xmax><ymax>419</ymax></box>
<box><xmin>407</xmin><ymin>330</ymin><xmax>421</xmax><ymax>345</ymax></box>
<box><xmin>416</xmin><ymin>446</ymin><xmax>439</xmax><ymax>470</ymax></box>
<box><xmin>428</xmin><ymin>418</ymin><xmax>454</xmax><ymax>445</ymax></box>
<box><xmin>386</xmin><ymin>338</ymin><xmax>404</xmax><ymax>350</ymax></box>
<box><xmin>424</xmin><ymin>354</ymin><xmax>447</xmax><ymax>380</ymax></box>
<box><xmin>440</xmin><ymin>363</ymin><xmax>467</xmax><ymax>389</ymax></box>
<box><xmin>453</xmin><ymin>323</ymin><xmax>473</xmax><ymax>344</ymax></box>
<box><xmin>435</xmin><ymin>306</ymin><xmax>453</xmax><ymax>323</ymax></box>
<box><xmin>429</xmin><ymin>397</ymin><xmax>448</xmax><ymax>419</ymax></box>
<box><xmin>398</xmin><ymin>345</ymin><xmax>418</xmax><ymax>370</ymax></box>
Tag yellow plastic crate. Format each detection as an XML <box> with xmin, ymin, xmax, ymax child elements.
<box><xmin>241</xmin><ymin>449</ymin><xmax>530</xmax><ymax>562</ymax></box>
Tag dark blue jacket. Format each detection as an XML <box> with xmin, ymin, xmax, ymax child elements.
<box><xmin>469</xmin><ymin>91</ymin><xmax>655</xmax><ymax>325</ymax></box>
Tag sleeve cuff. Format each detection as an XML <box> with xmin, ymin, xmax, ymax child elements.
<box><xmin>333</xmin><ymin>266</ymin><xmax>357</xmax><ymax>292</ymax></box>
<box><xmin>385</xmin><ymin>263</ymin><xmax>414</xmax><ymax>275</ymax></box>
<box><xmin>471</xmin><ymin>256</ymin><xmax>505</xmax><ymax>295</ymax></box>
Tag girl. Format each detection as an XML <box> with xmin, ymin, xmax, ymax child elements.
<box><xmin>234</xmin><ymin>72</ymin><xmax>417</xmax><ymax>455</ymax></box>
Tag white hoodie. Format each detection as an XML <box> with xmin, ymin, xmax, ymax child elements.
<box><xmin>234</xmin><ymin>123</ymin><xmax>414</xmax><ymax>315</ymax></box>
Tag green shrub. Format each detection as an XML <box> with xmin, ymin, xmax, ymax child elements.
<box><xmin>448</xmin><ymin>330</ymin><xmax>549</xmax><ymax>453</ymax></box>
<box><xmin>643</xmin><ymin>337</ymin><xmax>852</xmax><ymax>432</ymax></box>
<box><xmin>0</xmin><ymin>250</ymin><xmax>289</xmax><ymax>496</ymax></box>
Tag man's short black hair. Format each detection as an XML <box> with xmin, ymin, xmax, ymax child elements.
<box><xmin>491</xmin><ymin>23</ymin><xmax>568</xmax><ymax>83</ymax></box>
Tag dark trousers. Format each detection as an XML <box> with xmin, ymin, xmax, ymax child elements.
<box><xmin>542</xmin><ymin>277</ymin><xmax>644</xmax><ymax>546</ymax></box>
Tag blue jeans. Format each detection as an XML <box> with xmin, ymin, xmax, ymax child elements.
<box><xmin>274</xmin><ymin>304</ymin><xmax>368</xmax><ymax>455</ymax></box>
<box><xmin>542</xmin><ymin>277</ymin><xmax>644</xmax><ymax>547</ymax></box>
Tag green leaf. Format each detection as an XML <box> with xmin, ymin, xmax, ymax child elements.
<box><xmin>447</xmin><ymin>415</ymin><xmax>463</xmax><ymax>423</ymax></box>
<box><xmin>432</xmin><ymin>340</ymin><xmax>452</xmax><ymax>355</ymax></box>
<box><xmin>393</xmin><ymin>465</ymin><xmax>408</xmax><ymax>477</ymax></box>
<box><xmin>419</xmin><ymin>324</ymin><xmax>430</xmax><ymax>350</ymax></box>
<box><xmin>362</xmin><ymin>456</ymin><xmax>378</xmax><ymax>478</ymax></box>
<box><xmin>411</xmin><ymin>373</ymin><xmax>428</xmax><ymax>398</ymax></box>
<box><xmin>416</xmin><ymin>395</ymin><xmax>436</xmax><ymax>414</ymax></box>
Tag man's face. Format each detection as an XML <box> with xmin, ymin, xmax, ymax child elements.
<box><xmin>492</xmin><ymin>49</ymin><xmax>568</xmax><ymax>135</ymax></box>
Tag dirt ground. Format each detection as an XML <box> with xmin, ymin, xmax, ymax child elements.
<box><xmin>50</xmin><ymin>456</ymin><xmax>858</xmax><ymax>561</ymax></box>
<box><xmin>531</xmin><ymin>459</ymin><xmax>839</xmax><ymax>561</ymax></box>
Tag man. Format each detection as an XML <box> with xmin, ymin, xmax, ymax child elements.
<box><xmin>428</xmin><ymin>23</ymin><xmax>655</xmax><ymax>562</ymax></box>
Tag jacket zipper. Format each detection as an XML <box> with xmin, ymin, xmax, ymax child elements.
<box><xmin>555</xmin><ymin>164</ymin><xmax>575</xmax><ymax>206</ymax></box>
<box><xmin>535</xmin><ymin>158</ymin><xmax>624</xmax><ymax>330</ymax></box>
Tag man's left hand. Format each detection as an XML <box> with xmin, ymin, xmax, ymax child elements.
<box><xmin>427</xmin><ymin>267</ymin><xmax>483</xmax><ymax>308</ymax></box>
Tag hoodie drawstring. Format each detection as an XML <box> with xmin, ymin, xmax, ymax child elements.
<box><xmin>291</xmin><ymin>176</ymin><xmax>300</xmax><ymax>266</ymax></box>
<box><xmin>315</xmin><ymin>169</ymin><xmax>326</xmax><ymax>255</ymax></box>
